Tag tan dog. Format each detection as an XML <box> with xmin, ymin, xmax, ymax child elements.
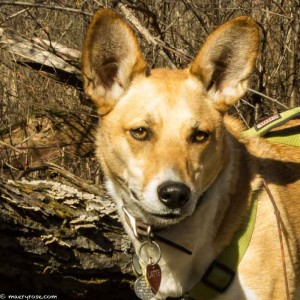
<box><xmin>82</xmin><ymin>9</ymin><xmax>300</xmax><ymax>300</ymax></box>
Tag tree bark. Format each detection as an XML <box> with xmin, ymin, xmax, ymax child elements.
<box><xmin>0</xmin><ymin>179</ymin><xmax>137</xmax><ymax>300</ymax></box>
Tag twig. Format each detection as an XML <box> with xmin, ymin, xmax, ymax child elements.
<box><xmin>17</xmin><ymin>162</ymin><xmax>103</xmax><ymax>197</ymax></box>
<box><xmin>260</xmin><ymin>8</ymin><xmax>292</xmax><ymax>20</ymax></box>
<box><xmin>269</xmin><ymin>27</ymin><xmax>292</xmax><ymax>80</ymax></box>
<box><xmin>117</xmin><ymin>3</ymin><xmax>192</xmax><ymax>66</ymax></box>
<box><xmin>181</xmin><ymin>0</ymin><xmax>209</xmax><ymax>35</ymax></box>
<box><xmin>0</xmin><ymin>140</ymin><xmax>24</xmax><ymax>153</ymax></box>
<box><xmin>46</xmin><ymin>162</ymin><xmax>103</xmax><ymax>197</ymax></box>
<box><xmin>247</xmin><ymin>88</ymin><xmax>290</xmax><ymax>109</ymax></box>
<box><xmin>0</xmin><ymin>1</ymin><xmax>93</xmax><ymax>16</ymax></box>
<box><xmin>234</xmin><ymin>105</ymin><xmax>250</xmax><ymax>129</ymax></box>
<box><xmin>116</xmin><ymin>3</ymin><xmax>175</xmax><ymax>68</ymax></box>
<box><xmin>0</xmin><ymin>7</ymin><xmax>30</xmax><ymax>25</ymax></box>
<box><xmin>16</xmin><ymin>165</ymin><xmax>48</xmax><ymax>179</ymax></box>
<box><xmin>240</xmin><ymin>99</ymin><xmax>256</xmax><ymax>109</ymax></box>
<box><xmin>0</xmin><ymin>141</ymin><xmax>93</xmax><ymax>152</ymax></box>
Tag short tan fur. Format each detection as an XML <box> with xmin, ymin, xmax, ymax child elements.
<box><xmin>82</xmin><ymin>9</ymin><xmax>300</xmax><ymax>299</ymax></box>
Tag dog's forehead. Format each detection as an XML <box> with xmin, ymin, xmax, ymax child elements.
<box><xmin>126</xmin><ymin>69</ymin><xmax>201</xmax><ymax>102</ymax></box>
<box><xmin>116</xmin><ymin>69</ymin><xmax>216</xmax><ymax>124</ymax></box>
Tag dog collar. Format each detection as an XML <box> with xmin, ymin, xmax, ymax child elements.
<box><xmin>123</xmin><ymin>206</ymin><xmax>192</xmax><ymax>299</ymax></box>
<box><xmin>122</xmin><ymin>206</ymin><xmax>193</xmax><ymax>255</ymax></box>
<box><xmin>188</xmin><ymin>189</ymin><xmax>258</xmax><ymax>299</ymax></box>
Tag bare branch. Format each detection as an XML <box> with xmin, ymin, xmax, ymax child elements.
<box><xmin>247</xmin><ymin>88</ymin><xmax>290</xmax><ymax>109</ymax></box>
<box><xmin>117</xmin><ymin>3</ymin><xmax>193</xmax><ymax>65</ymax></box>
<box><xmin>0</xmin><ymin>1</ymin><xmax>93</xmax><ymax>16</ymax></box>
<box><xmin>0</xmin><ymin>7</ymin><xmax>30</xmax><ymax>24</ymax></box>
<box><xmin>0</xmin><ymin>28</ymin><xmax>81</xmax><ymax>75</ymax></box>
<box><xmin>0</xmin><ymin>140</ymin><xmax>24</xmax><ymax>154</ymax></box>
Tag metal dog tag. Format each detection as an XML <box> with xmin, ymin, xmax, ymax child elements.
<box><xmin>146</xmin><ymin>263</ymin><xmax>161</xmax><ymax>293</ymax></box>
<box><xmin>132</xmin><ymin>253</ymin><xmax>143</xmax><ymax>277</ymax></box>
<box><xmin>134</xmin><ymin>276</ymin><xmax>156</xmax><ymax>300</ymax></box>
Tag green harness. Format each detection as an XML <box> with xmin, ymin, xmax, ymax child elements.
<box><xmin>188</xmin><ymin>107</ymin><xmax>300</xmax><ymax>300</ymax></box>
<box><xmin>188</xmin><ymin>191</ymin><xmax>258</xmax><ymax>299</ymax></box>
<box><xmin>242</xmin><ymin>107</ymin><xmax>300</xmax><ymax>143</ymax></box>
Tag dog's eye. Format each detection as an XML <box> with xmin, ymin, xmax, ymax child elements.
<box><xmin>191</xmin><ymin>130</ymin><xmax>209</xmax><ymax>143</ymax></box>
<box><xmin>130</xmin><ymin>127</ymin><xmax>150</xmax><ymax>141</ymax></box>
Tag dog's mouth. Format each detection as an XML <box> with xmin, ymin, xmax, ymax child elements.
<box><xmin>124</xmin><ymin>198</ymin><xmax>183</xmax><ymax>228</ymax></box>
<box><xmin>126</xmin><ymin>201</ymin><xmax>189</xmax><ymax>228</ymax></box>
<box><xmin>151</xmin><ymin>213</ymin><xmax>182</xmax><ymax>220</ymax></box>
<box><xmin>134</xmin><ymin>206</ymin><xmax>185</xmax><ymax>227</ymax></box>
<box><xmin>127</xmin><ymin>186</ymin><xmax>203</xmax><ymax>227</ymax></box>
<box><xmin>149</xmin><ymin>212</ymin><xmax>183</xmax><ymax>220</ymax></box>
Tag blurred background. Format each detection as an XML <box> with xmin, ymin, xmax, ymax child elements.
<box><xmin>0</xmin><ymin>0</ymin><xmax>299</xmax><ymax>183</ymax></box>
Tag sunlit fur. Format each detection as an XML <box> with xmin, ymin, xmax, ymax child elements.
<box><xmin>82</xmin><ymin>10</ymin><xmax>300</xmax><ymax>299</ymax></box>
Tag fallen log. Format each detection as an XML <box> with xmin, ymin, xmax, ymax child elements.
<box><xmin>0</xmin><ymin>178</ymin><xmax>137</xmax><ymax>300</ymax></box>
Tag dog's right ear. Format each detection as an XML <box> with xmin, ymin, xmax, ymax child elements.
<box><xmin>82</xmin><ymin>9</ymin><xmax>147</xmax><ymax>115</ymax></box>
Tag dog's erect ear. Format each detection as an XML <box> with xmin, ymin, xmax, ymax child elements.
<box><xmin>190</xmin><ymin>17</ymin><xmax>260</xmax><ymax>112</ymax></box>
<box><xmin>82</xmin><ymin>9</ymin><xmax>147</xmax><ymax>115</ymax></box>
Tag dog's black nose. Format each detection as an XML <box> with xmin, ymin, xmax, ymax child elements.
<box><xmin>157</xmin><ymin>181</ymin><xmax>191</xmax><ymax>209</ymax></box>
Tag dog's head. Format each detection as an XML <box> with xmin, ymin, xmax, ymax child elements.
<box><xmin>82</xmin><ymin>10</ymin><xmax>259</xmax><ymax>227</ymax></box>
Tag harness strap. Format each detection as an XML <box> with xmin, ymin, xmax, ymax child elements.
<box><xmin>188</xmin><ymin>190</ymin><xmax>258</xmax><ymax>299</ymax></box>
<box><xmin>242</xmin><ymin>107</ymin><xmax>300</xmax><ymax>147</ymax></box>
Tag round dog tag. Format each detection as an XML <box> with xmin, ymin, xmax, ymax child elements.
<box><xmin>146</xmin><ymin>263</ymin><xmax>161</xmax><ymax>293</ymax></box>
<box><xmin>134</xmin><ymin>276</ymin><xmax>156</xmax><ymax>300</ymax></box>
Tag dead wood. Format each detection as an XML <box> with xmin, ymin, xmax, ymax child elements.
<box><xmin>0</xmin><ymin>27</ymin><xmax>82</xmax><ymax>89</ymax></box>
<box><xmin>0</xmin><ymin>178</ymin><xmax>137</xmax><ymax>299</ymax></box>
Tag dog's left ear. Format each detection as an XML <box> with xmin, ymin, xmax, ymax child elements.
<box><xmin>190</xmin><ymin>17</ymin><xmax>260</xmax><ymax>112</ymax></box>
<box><xmin>82</xmin><ymin>9</ymin><xmax>147</xmax><ymax>115</ymax></box>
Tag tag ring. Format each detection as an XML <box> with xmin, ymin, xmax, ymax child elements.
<box><xmin>138</xmin><ymin>240</ymin><xmax>162</xmax><ymax>266</ymax></box>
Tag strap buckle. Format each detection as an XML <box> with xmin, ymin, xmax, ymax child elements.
<box><xmin>123</xmin><ymin>206</ymin><xmax>152</xmax><ymax>241</ymax></box>
<box><xmin>201</xmin><ymin>260</ymin><xmax>235</xmax><ymax>293</ymax></box>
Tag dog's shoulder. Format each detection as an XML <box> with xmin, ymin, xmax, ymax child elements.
<box><xmin>224</xmin><ymin>114</ymin><xmax>300</xmax><ymax>163</ymax></box>
<box><xmin>232</xmin><ymin>116</ymin><xmax>300</xmax><ymax>243</ymax></box>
